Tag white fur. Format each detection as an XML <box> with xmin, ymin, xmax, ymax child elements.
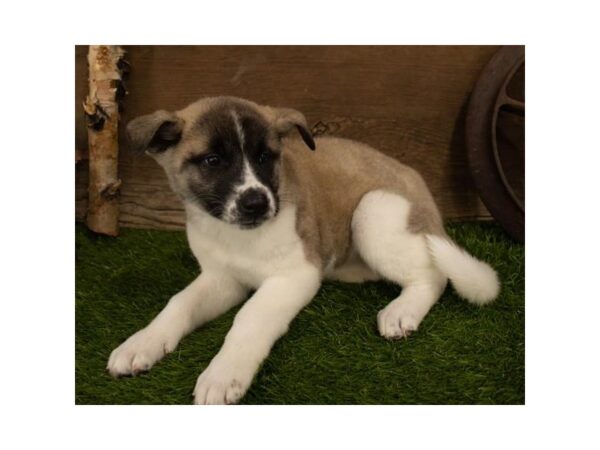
<box><xmin>426</xmin><ymin>235</ymin><xmax>500</xmax><ymax>305</ymax></box>
<box><xmin>107</xmin><ymin>272</ymin><xmax>248</xmax><ymax>377</ymax></box>
<box><xmin>351</xmin><ymin>190</ymin><xmax>447</xmax><ymax>338</ymax></box>
<box><xmin>186</xmin><ymin>203</ymin><xmax>306</xmax><ymax>287</ymax></box>
<box><xmin>231</xmin><ymin>110</ymin><xmax>245</xmax><ymax>149</ymax></box>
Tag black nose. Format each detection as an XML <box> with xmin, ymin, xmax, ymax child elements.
<box><xmin>238</xmin><ymin>189</ymin><xmax>269</xmax><ymax>216</ymax></box>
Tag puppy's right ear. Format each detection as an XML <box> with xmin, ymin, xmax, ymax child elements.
<box><xmin>126</xmin><ymin>110</ymin><xmax>184</xmax><ymax>154</ymax></box>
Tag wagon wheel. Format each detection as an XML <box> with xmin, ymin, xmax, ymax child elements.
<box><xmin>466</xmin><ymin>45</ymin><xmax>525</xmax><ymax>242</ymax></box>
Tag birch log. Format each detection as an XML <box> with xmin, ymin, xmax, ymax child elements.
<box><xmin>83</xmin><ymin>45</ymin><xmax>124</xmax><ymax>236</ymax></box>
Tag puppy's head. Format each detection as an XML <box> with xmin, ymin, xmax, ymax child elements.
<box><xmin>126</xmin><ymin>97</ymin><xmax>315</xmax><ymax>229</ymax></box>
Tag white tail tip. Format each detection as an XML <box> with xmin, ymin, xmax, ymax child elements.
<box><xmin>426</xmin><ymin>235</ymin><xmax>500</xmax><ymax>305</ymax></box>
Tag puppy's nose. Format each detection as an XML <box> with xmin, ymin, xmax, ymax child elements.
<box><xmin>238</xmin><ymin>189</ymin><xmax>269</xmax><ymax>216</ymax></box>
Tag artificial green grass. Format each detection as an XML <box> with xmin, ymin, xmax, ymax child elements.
<box><xmin>75</xmin><ymin>221</ymin><xmax>524</xmax><ymax>404</ymax></box>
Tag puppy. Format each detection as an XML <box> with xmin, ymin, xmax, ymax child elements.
<box><xmin>107</xmin><ymin>96</ymin><xmax>500</xmax><ymax>404</ymax></box>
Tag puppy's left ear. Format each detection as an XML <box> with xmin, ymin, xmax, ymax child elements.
<box><xmin>268</xmin><ymin>107</ymin><xmax>316</xmax><ymax>151</ymax></box>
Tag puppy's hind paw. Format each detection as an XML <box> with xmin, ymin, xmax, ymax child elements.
<box><xmin>377</xmin><ymin>306</ymin><xmax>419</xmax><ymax>340</ymax></box>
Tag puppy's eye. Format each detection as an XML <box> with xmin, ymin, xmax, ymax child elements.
<box><xmin>202</xmin><ymin>154</ymin><xmax>221</xmax><ymax>167</ymax></box>
<box><xmin>257</xmin><ymin>150</ymin><xmax>274</xmax><ymax>165</ymax></box>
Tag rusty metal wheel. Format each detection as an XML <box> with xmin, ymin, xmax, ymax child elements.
<box><xmin>466</xmin><ymin>45</ymin><xmax>525</xmax><ymax>242</ymax></box>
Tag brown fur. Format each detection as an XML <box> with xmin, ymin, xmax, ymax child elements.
<box><xmin>279</xmin><ymin>136</ymin><xmax>446</xmax><ymax>269</ymax></box>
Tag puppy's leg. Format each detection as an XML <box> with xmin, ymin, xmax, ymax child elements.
<box><xmin>107</xmin><ymin>272</ymin><xmax>247</xmax><ymax>377</ymax></box>
<box><xmin>352</xmin><ymin>190</ymin><xmax>447</xmax><ymax>339</ymax></box>
<box><xmin>375</xmin><ymin>276</ymin><xmax>445</xmax><ymax>339</ymax></box>
<box><xmin>193</xmin><ymin>267</ymin><xmax>321</xmax><ymax>405</ymax></box>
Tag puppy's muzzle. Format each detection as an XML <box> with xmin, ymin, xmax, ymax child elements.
<box><xmin>237</xmin><ymin>188</ymin><xmax>269</xmax><ymax>225</ymax></box>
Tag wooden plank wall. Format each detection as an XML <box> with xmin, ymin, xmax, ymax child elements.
<box><xmin>75</xmin><ymin>45</ymin><xmax>498</xmax><ymax>230</ymax></box>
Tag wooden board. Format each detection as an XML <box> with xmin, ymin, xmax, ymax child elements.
<box><xmin>75</xmin><ymin>45</ymin><xmax>499</xmax><ymax>230</ymax></box>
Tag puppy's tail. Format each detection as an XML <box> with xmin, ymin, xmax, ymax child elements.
<box><xmin>426</xmin><ymin>235</ymin><xmax>500</xmax><ymax>305</ymax></box>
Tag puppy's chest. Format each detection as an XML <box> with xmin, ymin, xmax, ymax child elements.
<box><xmin>186</xmin><ymin>207</ymin><xmax>308</xmax><ymax>288</ymax></box>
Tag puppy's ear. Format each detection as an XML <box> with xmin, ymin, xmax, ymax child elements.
<box><xmin>126</xmin><ymin>110</ymin><xmax>184</xmax><ymax>154</ymax></box>
<box><xmin>268</xmin><ymin>107</ymin><xmax>315</xmax><ymax>151</ymax></box>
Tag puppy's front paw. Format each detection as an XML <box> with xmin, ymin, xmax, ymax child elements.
<box><xmin>193</xmin><ymin>355</ymin><xmax>256</xmax><ymax>405</ymax></box>
<box><xmin>107</xmin><ymin>327</ymin><xmax>178</xmax><ymax>377</ymax></box>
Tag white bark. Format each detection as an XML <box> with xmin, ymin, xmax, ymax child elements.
<box><xmin>84</xmin><ymin>45</ymin><xmax>124</xmax><ymax>236</ymax></box>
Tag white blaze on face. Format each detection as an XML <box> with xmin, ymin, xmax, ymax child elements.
<box><xmin>222</xmin><ymin>111</ymin><xmax>276</xmax><ymax>224</ymax></box>
<box><xmin>231</xmin><ymin>110</ymin><xmax>245</xmax><ymax>150</ymax></box>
